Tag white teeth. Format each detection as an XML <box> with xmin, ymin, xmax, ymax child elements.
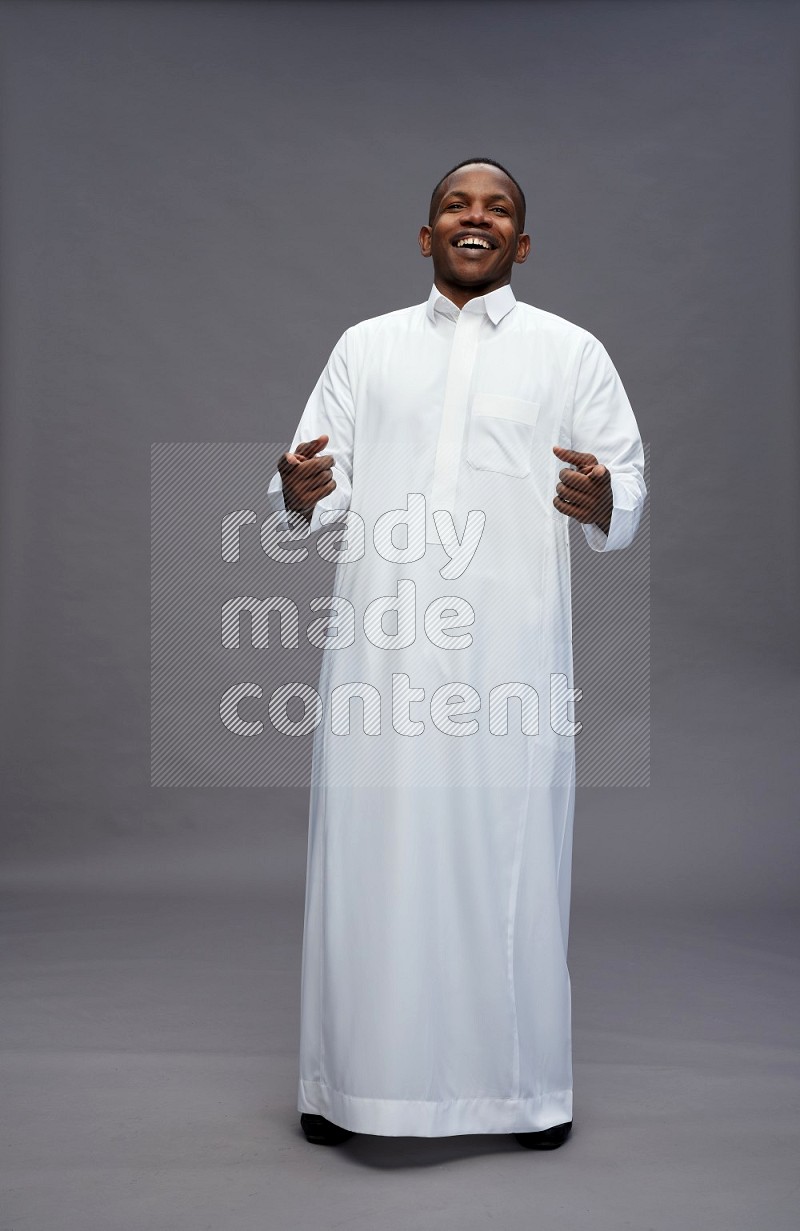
<box><xmin>456</xmin><ymin>237</ymin><xmax>491</xmax><ymax>249</ymax></box>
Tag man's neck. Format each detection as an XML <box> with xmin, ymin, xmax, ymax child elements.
<box><xmin>433</xmin><ymin>276</ymin><xmax>512</xmax><ymax>310</ymax></box>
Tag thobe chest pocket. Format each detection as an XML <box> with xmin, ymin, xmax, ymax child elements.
<box><xmin>465</xmin><ymin>394</ymin><xmax>540</xmax><ymax>478</ymax></box>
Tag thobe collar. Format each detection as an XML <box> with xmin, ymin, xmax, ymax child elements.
<box><xmin>425</xmin><ymin>282</ymin><xmax>517</xmax><ymax>326</ymax></box>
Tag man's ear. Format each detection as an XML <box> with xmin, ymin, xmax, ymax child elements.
<box><xmin>514</xmin><ymin>233</ymin><xmax>531</xmax><ymax>265</ymax></box>
<box><xmin>419</xmin><ymin>225</ymin><xmax>432</xmax><ymax>258</ymax></box>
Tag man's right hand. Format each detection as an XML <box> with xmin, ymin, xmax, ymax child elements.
<box><xmin>277</xmin><ymin>435</ymin><xmax>336</xmax><ymax>521</ymax></box>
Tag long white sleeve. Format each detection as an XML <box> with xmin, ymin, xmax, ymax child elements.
<box><xmin>266</xmin><ymin>329</ymin><xmax>356</xmax><ymax>534</ymax></box>
<box><xmin>568</xmin><ymin>333</ymin><xmax>646</xmax><ymax>553</ymax></box>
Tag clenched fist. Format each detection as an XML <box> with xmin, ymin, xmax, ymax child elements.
<box><xmin>552</xmin><ymin>446</ymin><xmax>613</xmax><ymax>535</ymax></box>
<box><xmin>277</xmin><ymin>434</ymin><xmax>336</xmax><ymax>522</ymax></box>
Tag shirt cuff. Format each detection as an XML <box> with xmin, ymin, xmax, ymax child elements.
<box><xmin>581</xmin><ymin>471</ymin><xmax>638</xmax><ymax>553</ymax></box>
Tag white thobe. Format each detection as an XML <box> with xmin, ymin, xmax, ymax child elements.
<box><xmin>267</xmin><ymin>283</ymin><xmax>646</xmax><ymax>1136</ymax></box>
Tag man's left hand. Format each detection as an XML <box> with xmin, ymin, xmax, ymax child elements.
<box><xmin>552</xmin><ymin>446</ymin><xmax>613</xmax><ymax>536</ymax></box>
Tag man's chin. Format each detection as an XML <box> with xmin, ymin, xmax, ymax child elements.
<box><xmin>440</xmin><ymin>262</ymin><xmax>499</xmax><ymax>286</ymax></box>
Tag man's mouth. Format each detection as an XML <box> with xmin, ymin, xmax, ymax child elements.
<box><xmin>452</xmin><ymin>234</ymin><xmax>497</xmax><ymax>251</ymax></box>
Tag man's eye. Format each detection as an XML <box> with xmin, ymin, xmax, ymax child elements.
<box><xmin>446</xmin><ymin>202</ymin><xmax>463</xmax><ymax>209</ymax></box>
<box><xmin>492</xmin><ymin>207</ymin><xmax>508</xmax><ymax>214</ymax></box>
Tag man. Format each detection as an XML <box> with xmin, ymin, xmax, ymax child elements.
<box><xmin>267</xmin><ymin>159</ymin><xmax>646</xmax><ymax>1150</ymax></box>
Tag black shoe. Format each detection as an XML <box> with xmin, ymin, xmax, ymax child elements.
<box><xmin>300</xmin><ymin>1113</ymin><xmax>355</xmax><ymax>1146</ymax></box>
<box><xmin>514</xmin><ymin>1120</ymin><xmax>572</xmax><ymax>1150</ymax></box>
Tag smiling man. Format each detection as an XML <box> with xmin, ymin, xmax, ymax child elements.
<box><xmin>421</xmin><ymin>160</ymin><xmax>530</xmax><ymax>306</ymax></box>
<box><xmin>267</xmin><ymin>159</ymin><xmax>646</xmax><ymax>1151</ymax></box>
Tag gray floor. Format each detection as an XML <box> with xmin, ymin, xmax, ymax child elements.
<box><xmin>1</xmin><ymin>844</ymin><xmax>797</xmax><ymax>1231</ymax></box>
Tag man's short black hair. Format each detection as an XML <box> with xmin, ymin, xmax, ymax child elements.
<box><xmin>428</xmin><ymin>158</ymin><xmax>526</xmax><ymax>227</ymax></box>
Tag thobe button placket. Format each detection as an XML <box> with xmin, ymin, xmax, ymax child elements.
<box><xmin>427</xmin><ymin>308</ymin><xmax>484</xmax><ymax>547</ymax></box>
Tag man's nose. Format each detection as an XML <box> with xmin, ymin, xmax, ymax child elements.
<box><xmin>461</xmin><ymin>204</ymin><xmax>492</xmax><ymax>226</ymax></box>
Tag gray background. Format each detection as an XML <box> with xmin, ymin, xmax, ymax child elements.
<box><xmin>0</xmin><ymin>2</ymin><xmax>797</xmax><ymax>1229</ymax></box>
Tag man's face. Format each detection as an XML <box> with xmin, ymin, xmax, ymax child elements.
<box><xmin>418</xmin><ymin>164</ymin><xmax>530</xmax><ymax>305</ymax></box>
